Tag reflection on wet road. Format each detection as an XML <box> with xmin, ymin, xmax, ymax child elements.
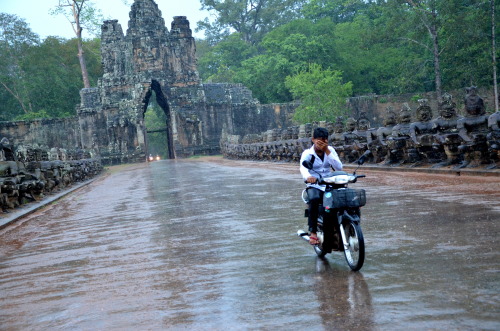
<box><xmin>1</xmin><ymin>160</ymin><xmax>499</xmax><ymax>330</ymax></box>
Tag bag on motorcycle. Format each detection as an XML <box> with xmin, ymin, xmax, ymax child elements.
<box><xmin>324</xmin><ymin>188</ymin><xmax>366</xmax><ymax>208</ymax></box>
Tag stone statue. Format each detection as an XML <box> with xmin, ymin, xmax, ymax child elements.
<box><xmin>341</xmin><ymin>117</ymin><xmax>359</xmax><ymax>163</ymax></box>
<box><xmin>457</xmin><ymin>86</ymin><xmax>489</xmax><ymax>168</ymax></box>
<box><xmin>386</xmin><ymin>103</ymin><xmax>412</xmax><ymax>165</ymax></box>
<box><xmin>350</xmin><ymin>112</ymin><xmax>372</xmax><ymax>162</ymax></box>
<box><xmin>329</xmin><ymin>117</ymin><xmax>345</xmax><ymax>160</ymax></box>
<box><xmin>486</xmin><ymin>111</ymin><xmax>500</xmax><ymax>169</ymax></box>
<box><xmin>0</xmin><ymin>137</ymin><xmax>15</xmax><ymax>161</ymax></box>
<box><xmin>49</xmin><ymin>148</ymin><xmax>60</xmax><ymax>161</ymax></box>
<box><xmin>431</xmin><ymin>92</ymin><xmax>463</xmax><ymax>167</ymax></box>
<box><xmin>369</xmin><ymin>106</ymin><xmax>397</xmax><ymax>163</ymax></box>
<box><xmin>409</xmin><ymin>99</ymin><xmax>438</xmax><ymax>165</ymax></box>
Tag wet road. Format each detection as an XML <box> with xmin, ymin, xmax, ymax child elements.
<box><xmin>1</xmin><ymin>159</ymin><xmax>499</xmax><ymax>330</ymax></box>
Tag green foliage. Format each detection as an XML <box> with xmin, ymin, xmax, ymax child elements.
<box><xmin>0</xmin><ymin>13</ymin><xmax>40</xmax><ymax>119</ymax></box>
<box><xmin>197</xmin><ymin>0</ymin><xmax>307</xmax><ymax>45</ymax></box>
<box><xmin>197</xmin><ymin>33</ymin><xmax>257</xmax><ymax>82</ymax></box>
<box><xmin>410</xmin><ymin>94</ymin><xmax>422</xmax><ymax>102</ymax></box>
<box><xmin>233</xmin><ymin>19</ymin><xmax>343</xmax><ymax>103</ymax></box>
<box><xmin>0</xmin><ymin>13</ymin><xmax>102</xmax><ymax>121</ymax></box>
<box><xmin>236</xmin><ymin>54</ymin><xmax>294</xmax><ymax>103</ymax></box>
<box><xmin>14</xmin><ymin>110</ymin><xmax>50</xmax><ymax>121</ymax></box>
<box><xmin>285</xmin><ymin>63</ymin><xmax>352</xmax><ymax>124</ymax></box>
<box><xmin>302</xmin><ymin>0</ymin><xmax>369</xmax><ymax>23</ymax></box>
<box><xmin>196</xmin><ymin>0</ymin><xmax>498</xmax><ymax>110</ymax></box>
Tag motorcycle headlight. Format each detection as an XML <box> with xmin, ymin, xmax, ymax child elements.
<box><xmin>323</xmin><ymin>175</ymin><xmax>349</xmax><ymax>184</ymax></box>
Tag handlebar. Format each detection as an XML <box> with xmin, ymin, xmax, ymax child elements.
<box><xmin>304</xmin><ymin>173</ymin><xmax>366</xmax><ymax>185</ymax></box>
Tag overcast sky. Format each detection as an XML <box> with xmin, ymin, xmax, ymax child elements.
<box><xmin>0</xmin><ymin>0</ymin><xmax>210</xmax><ymax>39</ymax></box>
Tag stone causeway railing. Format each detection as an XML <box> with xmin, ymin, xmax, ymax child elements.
<box><xmin>0</xmin><ymin>141</ymin><xmax>102</xmax><ymax>214</ymax></box>
<box><xmin>221</xmin><ymin>110</ymin><xmax>500</xmax><ymax>171</ymax></box>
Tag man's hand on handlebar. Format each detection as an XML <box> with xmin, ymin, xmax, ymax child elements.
<box><xmin>306</xmin><ymin>176</ymin><xmax>318</xmax><ymax>183</ymax></box>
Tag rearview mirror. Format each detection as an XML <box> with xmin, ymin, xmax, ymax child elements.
<box><xmin>356</xmin><ymin>150</ymin><xmax>372</xmax><ymax>165</ymax></box>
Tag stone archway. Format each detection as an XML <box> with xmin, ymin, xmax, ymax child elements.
<box><xmin>143</xmin><ymin>80</ymin><xmax>175</xmax><ymax>159</ymax></box>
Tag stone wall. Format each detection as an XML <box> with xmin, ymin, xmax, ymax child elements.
<box><xmin>0</xmin><ymin>118</ymin><xmax>81</xmax><ymax>151</ymax></box>
<box><xmin>0</xmin><ymin>141</ymin><xmax>102</xmax><ymax>215</ymax></box>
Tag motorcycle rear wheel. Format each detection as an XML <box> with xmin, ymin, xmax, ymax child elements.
<box><xmin>342</xmin><ymin>220</ymin><xmax>365</xmax><ymax>271</ymax></box>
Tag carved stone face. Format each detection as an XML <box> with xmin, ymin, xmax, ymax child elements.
<box><xmin>439</xmin><ymin>93</ymin><xmax>457</xmax><ymax>119</ymax></box>
<box><xmin>418</xmin><ymin>99</ymin><xmax>429</xmax><ymax>107</ymax></box>
<box><xmin>464</xmin><ymin>86</ymin><xmax>485</xmax><ymax>116</ymax></box>
<box><xmin>399</xmin><ymin>104</ymin><xmax>412</xmax><ymax>124</ymax></box>
<box><xmin>357</xmin><ymin>118</ymin><xmax>370</xmax><ymax>131</ymax></box>
<box><xmin>345</xmin><ymin>118</ymin><xmax>356</xmax><ymax>131</ymax></box>
<box><xmin>334</xmin><ymin>118</ymin><xmax>344</xmax><ymax>133</ymax></box>
<box><xmin>384</xmin><ymin>112</ymin><xmax>397</xmax><ymax>126</ymax></box>
<box><xmin>417</xmin><ymin>107</ymin><xmax>432</xmax><ymax>122</ymax></box>
<box><xmin>440</xmin><ymin>104</ymin><xmax>457</xmax><ymax>119</ymax></box>
<box><xmin>465</xmin><ymin>86</ymin><xmax>477</xmax><ymax>97</ymax></box>
<box><xmin>1</xmin><ymin>137</ymin><xmax>10</xmax><ymax>148</ymax></box>
<box><xmin>49</xmin><ymin>148</ymin><xmax>59</xmax><ymax>161</ymax></box>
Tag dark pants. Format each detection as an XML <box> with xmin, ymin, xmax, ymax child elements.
<box><xmin>307</xmin><ymin>187</ymin><xmax>323</xmax><ymax>233</ymax></box>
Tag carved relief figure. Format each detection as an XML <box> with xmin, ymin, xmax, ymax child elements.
<box><xmin>431</xmin><ymin>92</ymin><xmax>463</xmax><ymax>167</ymax></box>
<box><xmin>386</xmin><ymin>103</ymin><xmax>412</xmax><ymax>165</ymax></box>
<box><xmin>368</xmin><ymin>106</ymin><xmax>397</xmax><ymax>163</ymax></box>
<box><xmin>350</xmin><ymin>112</ymin><xmax>372</xmax><ymax>161</ymax></box>
<box><xmin>329</xmin><ymin>117</ymin><xmax>345</xmax><ymax>160</ymax></box>
<box><xmin>457</xmin><ymin>86</ymin><xmax>489</xmax><ymax>168</ymax></box>
<box><xmin>409</xmin><ymin>99</ymin><xmax>438</xmax><ymax>165</ymax></box>
<box><xmin>486</xmin><ymin>111</ymin><xmax>500</xmax><ymax>169</ymax></box>
<box><xmin>341</xmin><ymin>117</ymin><xmax>358</xmax><ymax>163</ymax></box>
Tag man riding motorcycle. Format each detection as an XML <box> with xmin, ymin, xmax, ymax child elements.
<box><xmin>299</xmin><ymin>127</ymin><xmax>343</xmax><ymax>245</ymax></box>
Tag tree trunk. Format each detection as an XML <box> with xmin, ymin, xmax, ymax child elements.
<box><xmin>0</xmin><ymin>81</ymin><xmax>29</xmax><ymax>114</ymax></box>
<box><xmin>492</xmin><ymin>0</ymin><xmax>499</xmax><ymax>112</ymax></box>
<box><xmin>430</xmin><ymin>25</ymin><xmax>442</xmax><ymax>103</ymax></box>
<box><xmin>76</xmin><ymin>30</ymin><xmax>91</xmax><ymax>88</ymax></box>
<box><xmin>72</xmin><ymin>1</ymin><xmax>91</xmax><ymax>88</ymax></box>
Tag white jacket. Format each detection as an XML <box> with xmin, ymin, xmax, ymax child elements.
<box><xmin>300</xmin><ymin>145</ymin><xmax>343</xmax><ymax>191</ymax></box>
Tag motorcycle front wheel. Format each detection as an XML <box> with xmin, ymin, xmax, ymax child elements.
<box><xmin>342</xmin><ymin>220</ymin><xmax>365</xmax><ymax>271</ymax></box>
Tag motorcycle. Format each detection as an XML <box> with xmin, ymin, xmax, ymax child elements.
<box><xmin>297</xmin><ymin>151</ymin><xmax>370</xmax><ymax>271</ymax></box>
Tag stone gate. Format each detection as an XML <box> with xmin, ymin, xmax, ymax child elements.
<box><xmin>77</xmin><ymin>0</ymin><xmax>295</xmax><ymax>164</ymax></box>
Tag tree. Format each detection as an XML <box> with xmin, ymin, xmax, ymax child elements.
<box><xmin>0</xmin><ymin>13</ymin><xmax>39</xmax><ymax>119</ymax></box>
<box><xmin>197</xmin><ymin>0</ymin><xmax>307</xmax><ymax>45</ymax></box>
<box><xmin>396</xmin><ymin>0</ymin><xmax>444</xmax><ymax>101</ymax></box>
<box><xmin>285</xmin><ymin>63</ymin><xmax>352</xmax><ymax>123</ymax></box>
<box><xmin>197</xmin><ymin>33</ymin><xmax>257</xmax><ymax>82</ymax></box>
<box><xmin>492</xmin><ymin>0</ymin><xmax>498</xmax><ymax>112</ymax></box>
<box><xmin>50</xmin><ymin>0</ymin><xmax>103</xmax><ymax>88</ymax></box>
<box><xmin>302</xmin><ymin>0</ymin><xmax>370</xmax><ymax>23</ymax></box>
<box><xmin>17</xmin><ymin>36</ymin><xmax>102</xmax><ymax>119</ymax></box>
<box><xmin>232</xmin><ymin>19</ymin><xmax>342</xmax><ymax>103</ymax></box>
